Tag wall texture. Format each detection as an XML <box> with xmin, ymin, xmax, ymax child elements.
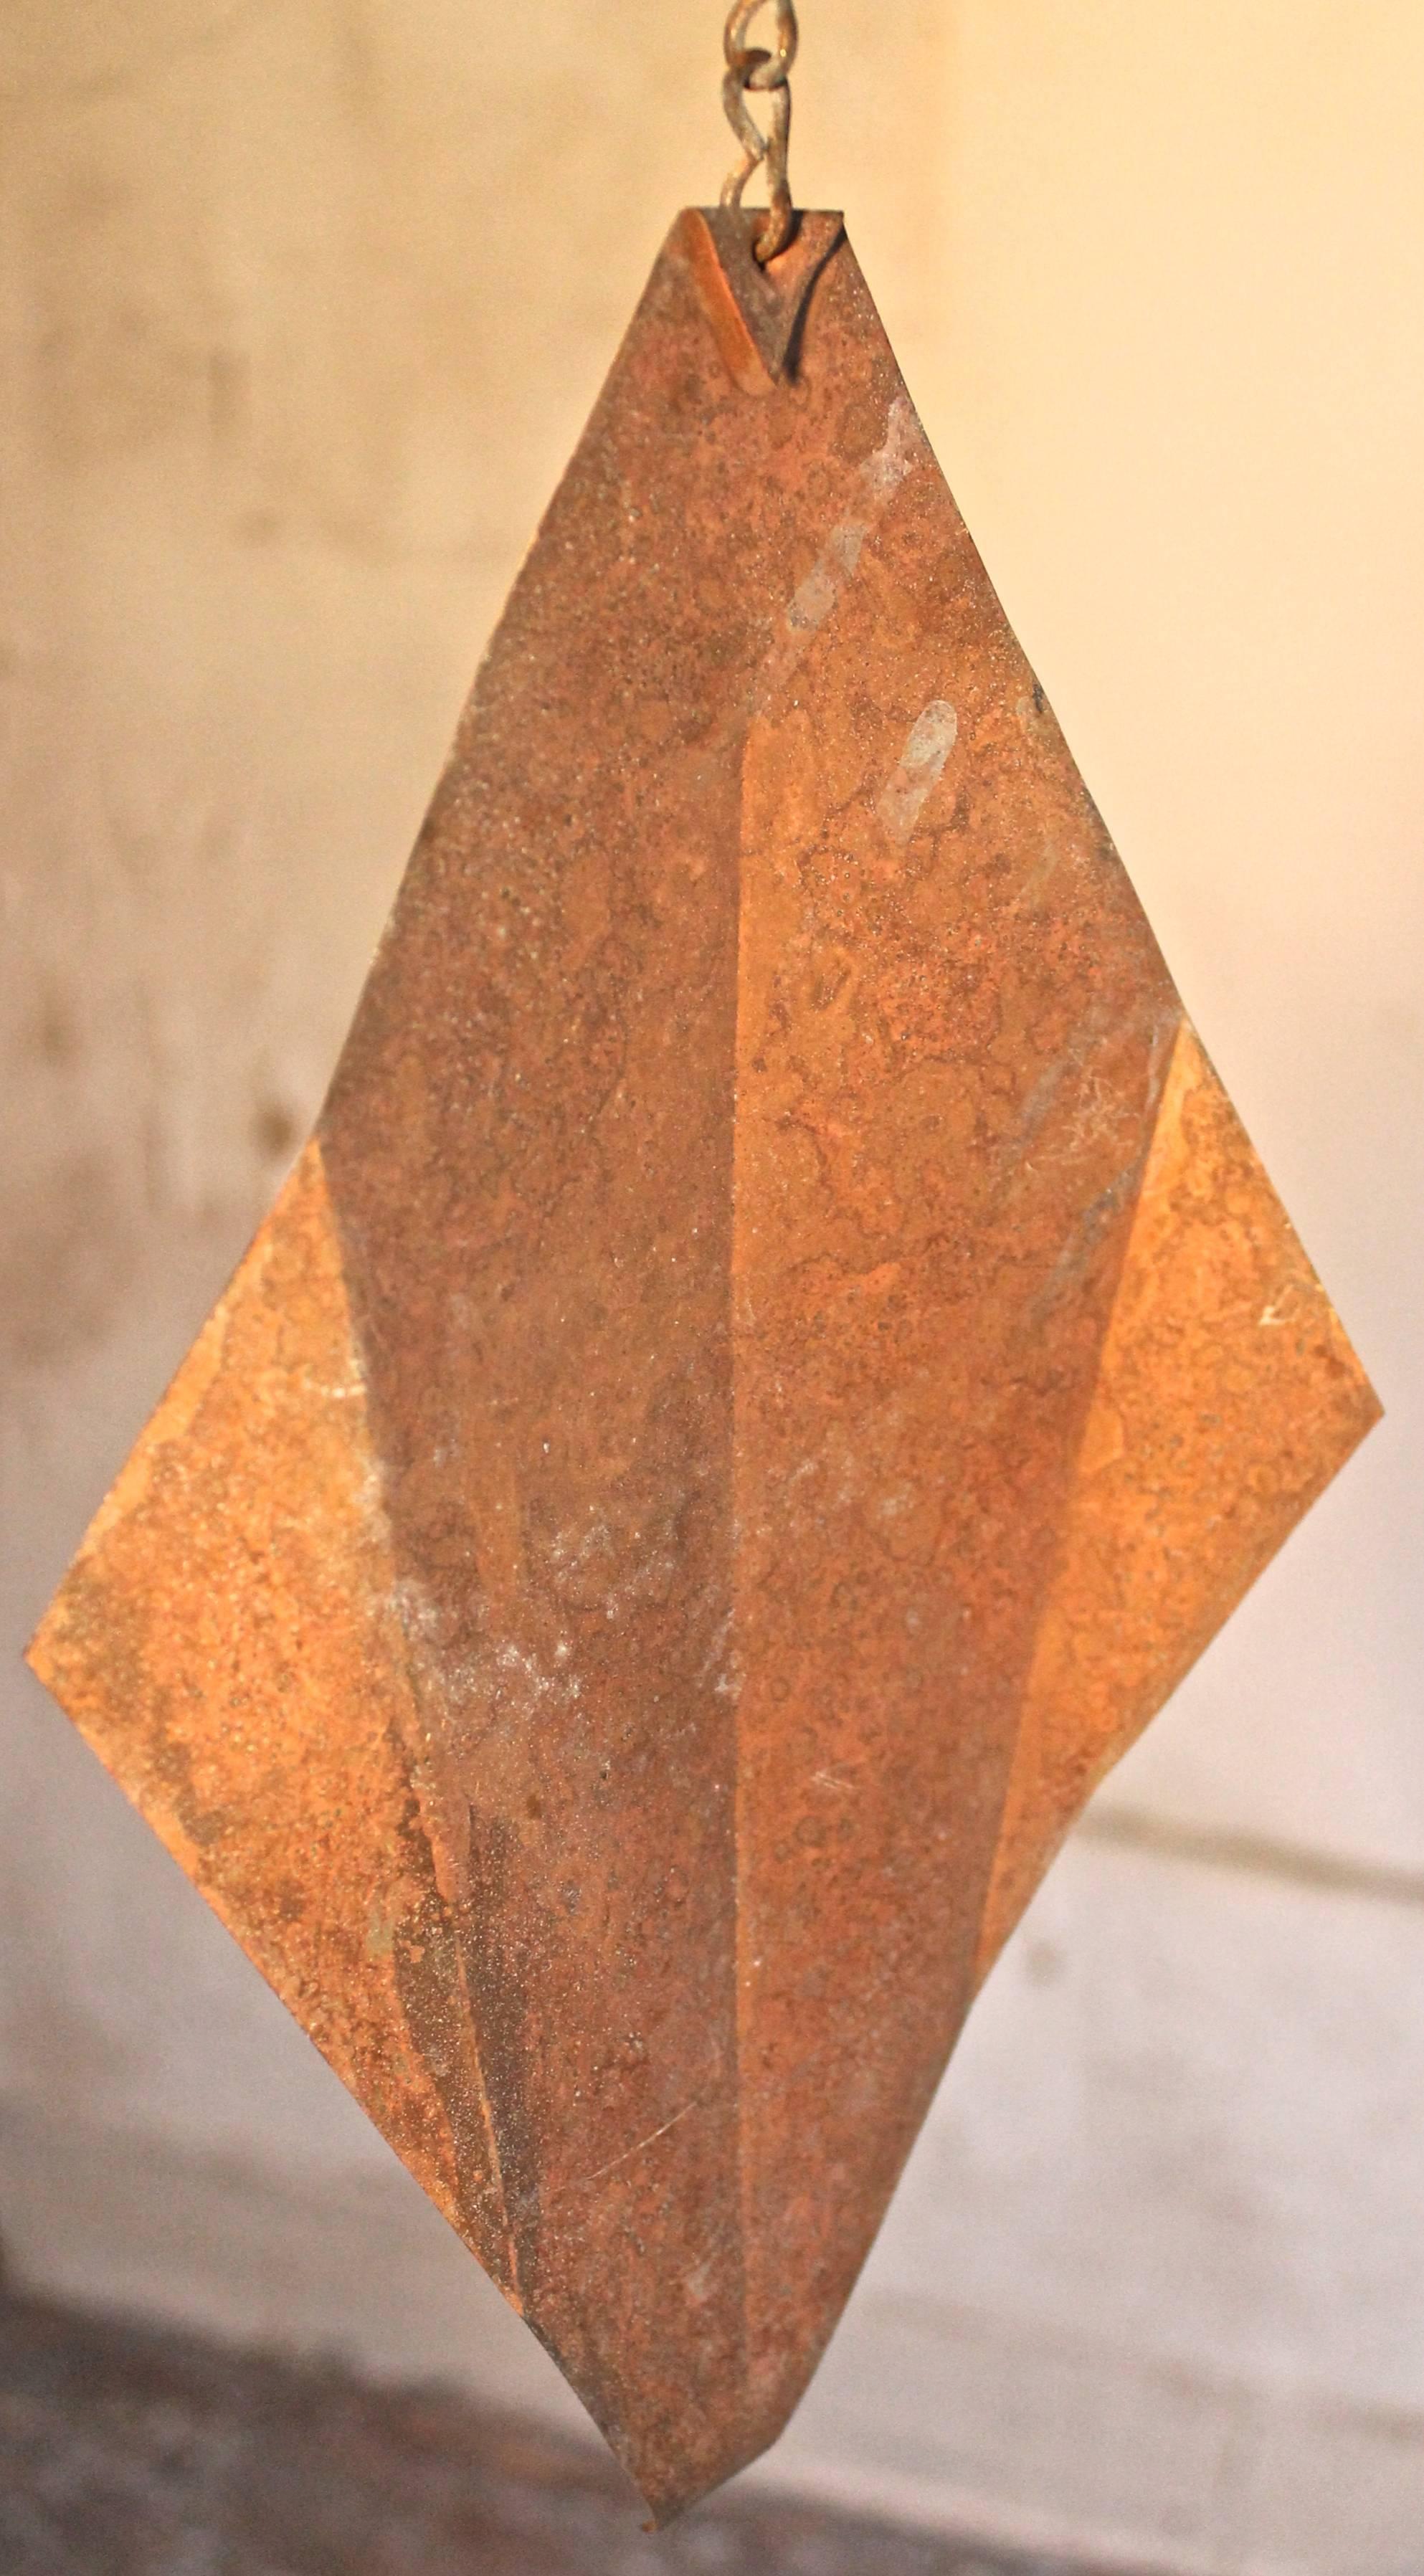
<box><xmin>2</xmin><ymin>7</ymin><xmax>1420</xmax><ymax>2571</ymax></box>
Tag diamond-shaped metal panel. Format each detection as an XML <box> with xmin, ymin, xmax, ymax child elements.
<box><xmin>28</xmin><ymin>214</ymin><xmax>1379</xmax><ymax>2520</ymax></box>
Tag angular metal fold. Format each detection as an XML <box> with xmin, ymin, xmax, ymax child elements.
<box><xmin>683</xmin><ymin>207</ymin><xmax>846</xmax><ymax>389</ymax></box>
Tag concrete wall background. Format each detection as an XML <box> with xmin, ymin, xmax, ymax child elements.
<box><xmin>1</xmin><ymin>6</ymin><xmax>1420</xmax><ymax>2570</ymax></box>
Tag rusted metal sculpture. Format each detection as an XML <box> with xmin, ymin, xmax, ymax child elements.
<box><xmin>29</xmin><ymin>55</ymin><xmax>1378</xmax><ymax>2527</ymax></box>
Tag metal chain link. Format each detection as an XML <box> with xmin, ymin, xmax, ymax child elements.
<box><xmin>721</xmin><ymin>1</ymin><xmax>799</xmax><ymax>264</ymax></box>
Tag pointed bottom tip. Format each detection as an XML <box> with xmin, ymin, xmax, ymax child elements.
<box><xmin>616</xmin><ymin>2397</ymin><xmax>804</xmax><ymax>2528</ymax></box>
<box><xmin>604</xmin><ymin>2421</ymin><xmax>765</xmax><ymax>2527</ymax></box>
<box><xmin>630</xmin><ymin>2453</ymin><xmax>759</xmax><ymax>2529</ymax></box>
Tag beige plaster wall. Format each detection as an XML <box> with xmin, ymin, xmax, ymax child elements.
<box><xmin>2</xmin><ymin>7</ymin><xmax>1420</xmax><ymax>2568</ymax></box>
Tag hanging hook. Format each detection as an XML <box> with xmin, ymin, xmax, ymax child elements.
<box><xmin>721</xmin><ymin>1</ymin><xmax>799</xmax><ymax>265</ymax></box>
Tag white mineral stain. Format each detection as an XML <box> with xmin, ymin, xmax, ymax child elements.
<box><xmin>863</xmin><ymin>395</ymin><xmax>925</xmax><ymax>500</ymax></box>
<box><xmin>784</xmin><ymin>398</ymin><xmax>928</xmax><ymax>637</ymax></box>
<box><xmin>877</xmin><ymin>700</ymin><xmax>959</xmax><ymax>845</ymax></box>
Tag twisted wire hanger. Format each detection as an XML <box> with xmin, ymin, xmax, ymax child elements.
<box><xmin>721</xmin><ymin>1</ymin><xmax>799</xmax><ymax>264</ymax></box>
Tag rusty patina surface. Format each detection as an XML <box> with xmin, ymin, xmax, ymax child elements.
<box><xmin>29</xmin><ymin>212</ymin><xmax>1379</xmax><ymax>2522</ymax></box>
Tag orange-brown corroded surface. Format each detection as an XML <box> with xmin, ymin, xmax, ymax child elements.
<box><xmin>29</xmin><ymin>211</ymin><xmax>1380</xmax><ymax>2523</ymax></box>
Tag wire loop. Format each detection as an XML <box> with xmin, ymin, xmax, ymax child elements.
<box><xmin>721</xmin><ymin>1</ymin><xmax>799</xmax><ymax>264</ymax></box>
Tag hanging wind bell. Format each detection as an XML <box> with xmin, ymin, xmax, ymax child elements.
<box><xmin>29</xmin><ymin>4</ymin><xmax>1379</xmax><ymax>2523</ymax></box>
